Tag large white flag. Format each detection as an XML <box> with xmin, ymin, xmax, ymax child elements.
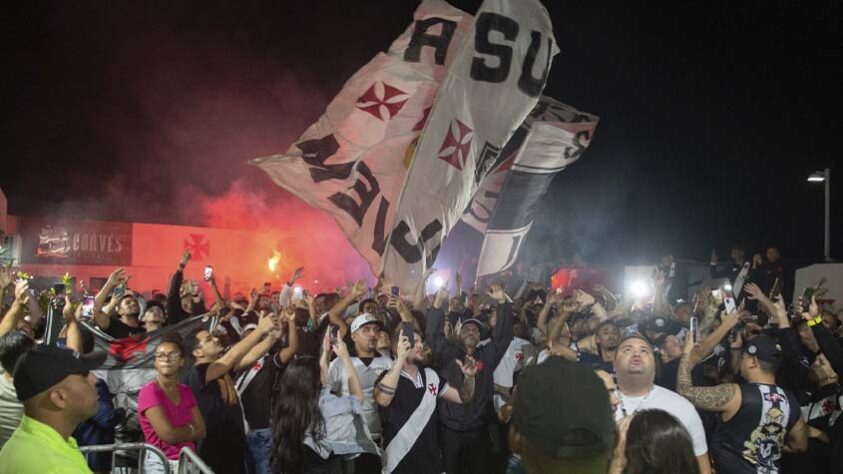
<box><xmin>475</xmin><ymin>98</ymin><xmax>599</xmax><ymax>276</ymax></box>
<box><xmin>382</xmin><ymin>0</ymin><xmax>559</xmax><ymax>290</ymax></box>
<box><xmin>251</xmin><ymin>0</ymin><xmax>472</xmax><ymax>276</ymax></box>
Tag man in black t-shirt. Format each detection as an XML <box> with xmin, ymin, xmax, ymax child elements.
<box><xmin>91</xmin><ymin>268</ymin><xmax>146</xmax><ymax>339</ymax></box>
<box><xmin>183</xmin><ymin>312</ymin><xmax>279</xmax><ymax>474</ymax></box>
<box><xmin>678</xmin><ymin>335</ymin><xmax>808</xmax><ymax>473</ymax></box>
<box><xmin>374</xmin><ymin>327</ymin><xmax>477</xmax><ymax>474</ymax></box>
<box><xmin>235</xmin><ymin>312</ymin><xmax>298</xmax><ymax>474</ymax></box>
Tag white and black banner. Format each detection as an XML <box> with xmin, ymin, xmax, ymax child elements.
<box><xmin>382</xmin><ymin>0</ymin><xmax>558</xmax><ymax>291</ymax></box>
<box><xmin>251</xmin><ymin>0</ymin><xmax>473</xmax><ymax>282</ymax></box>
<box><xmin>475</xmin><ymin>98</ymin><xmax>598</xmax><ymax>276</ymax></box>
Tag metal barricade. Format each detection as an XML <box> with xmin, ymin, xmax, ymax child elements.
<box><xmin>79</xmin><ymin>442</ymin><xmax>171</xmax><ymax>474</ymax></box>
<box><xmin>178</xmin><ymin>446</ymin><xmax>215</xmax><ymax>474</ymax></box>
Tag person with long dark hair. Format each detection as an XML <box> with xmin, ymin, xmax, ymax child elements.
<box><xmin>610</xmin><ymin>409</ymin><xmax>700</xmax><ymax>474</ymax></box>
<box><xmin>272</xmin><ymin>330</ymin><xmax>378</xmax><ymax>474</ymax></box>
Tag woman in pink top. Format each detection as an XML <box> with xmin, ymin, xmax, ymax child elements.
<box><xmin>138</xmin><ymin>333</ymin><xmax>206</xmax><ymax>473</ymax></box>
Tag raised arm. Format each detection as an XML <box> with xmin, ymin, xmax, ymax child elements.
<box><xmin>677</xmin><ymin>332</ymin><xmax>740</xmax><ymax>414</ymax></box>
<box><xmin>166</xmin><ymin>252</ymin><xmax>191</xmax><ymax>324</ymax></box>
<box><xmin>208</xmin><ymin>275</ymin><xmax>226</xmax><ymax>311</ymax></box>
<box><xmin>490</xmin><ymin>284</ymin><xmax>514</xmax><ymax>367</ymax></box>
<box><xmin>277</xmin><ymin>309</ymin><xmax>299</xmax><ymax>365</ymax></box>
<box><xmin>205</xmin><ymin>312</ymin><xmax>275</xmax><ymax>383</ymax></box>
<box><xmin>235</xmin><ymin>313</ymin><xmax>281</xmax><ymax>371</ymax></box>
<box><xmin>64</xmin><ymin>297</ymin><xmax>84</xmax><ymax>353</ymax></box>
<box><xmin>334</xmin><ymin>337</ymin><xmax>364</xmax><ymax>402</ymax></box>
<box><xmin>374</xmin><ymin>331</ymin><xmax>409</xmax><ymax>407</ymax></box>
<box><xmin>93</xmin><ymin>268</ymin><xmax>126</xmax><ymax>330</ymax></box>
<box><xmin>689</xmin><ymin>309</ymin><xmax>740</xmax><ymax>367</ymax></box>
<box><xmin>425</xmin><ymin>288</ymin><xmax>457</xmax><ymax>358</ymax></box>
<box><xmin>0</xmin><ymin>280</ymin><xmax>30</xmax><ymax>337</ymax></box>
<box><xmin>328</xmin><ymin>280</ymin><xmax>367</xmax><ymax>338</ymax></box>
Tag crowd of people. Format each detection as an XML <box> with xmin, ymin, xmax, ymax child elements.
<box><xmin>0</xmin><ymin>243</ymin><xmax>840</xmax><ymax>474</ymax></box>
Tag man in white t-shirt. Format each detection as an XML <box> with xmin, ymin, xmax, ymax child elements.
<box><xmin>493</xmin><ymin>337</ymin><xmax>535</xmax><ymax>391</ymax></box>
<box><xmin>613</xmin><ymin>334</ymin><xmax>712</xmax><ymax>474</ymax></box>
<box><xmin>327</xmin><ymin>313</ymin><xmax>393</xmax><ymax>473</ymax></box>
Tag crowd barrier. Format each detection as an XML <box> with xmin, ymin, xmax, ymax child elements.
<box><xmin>78</xmin><ymin>442</ymin><xmax>215</xmax><ymax>473</ymax></box>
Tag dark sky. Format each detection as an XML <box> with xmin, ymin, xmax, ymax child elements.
<box><xmin>1</xmin><ymin>1</ymin><xmax>840</xmax><ymax>267</ymax></box>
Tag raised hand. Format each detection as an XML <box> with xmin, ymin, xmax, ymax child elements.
<box><xmin>106</xmin><ymin>268</ymin><xmax>126</xmax><ymax>288</ymax></box>
<box><xmin>0</xmin><ymin>266</ymin><xmax>12</xmax><ymax>289</ymax></box>
<box><xmin>744</xmin><ymin>283</ymin><xmax>764</xmax><ymax>301</ymax></box>
<box><xmin>14</xmin><ymin>280</ymin><xmax>30</xmax><ymax>305</ymax></box>
<box><xmin>573</xmin><ymin>288</ymin><xmax>595</xmax><ymax>307</ymax></box>
<box><xmin>289</xmin><ymin>267</ymin><xmax>305</xmax><ymax>284</ymax></box>
<box><xmin>351</xmin><ymin>279</ymin><xmax>368</xmax><ymax>297</ymax></box>
<box><xmin>179</xmin><ymin>251</ymin><xmax>192</xmax><ymax>268</ymax></box>
<box><xmin>62</xmin><ymin>296</ymin><xmax>76</xmax><ymax>322</ymax></box>
<box><xmin>771</xmin><ymin>295</ymin><xmax>787</xmax><ymax>322</ymax></box>
<box><xmin>808</xmin><ymin>295</ymin><xmax>820</xmax><ymax>318</ymax></box>
<box><xmin>456</xmin><ymin>355</ymin><xmax>478</xmax><ymax>377</ymax></box>
<box><xmin>488</xmin><ymin>283</ymin><xmax>506</xmax><ymax>304</ymax></box>
<box><xmin>396</xmin><ymin>331</ymin><xmax>411</xmax><ymax>359</ymax></box>
<box><xmin>333</xmin><ymin>337</ymin><xmax>351</xmax><ymax>360</ymax></box>
<box><xmin>257</xmin><ymin>311</ymin><xmax>276</xmax><ymax>333</ymax></box>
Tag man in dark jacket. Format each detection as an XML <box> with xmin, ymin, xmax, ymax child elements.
<box><xmin>426</xmin><ymin>284</ymin><xmax>514</xmax><ymax>474</ymax></box>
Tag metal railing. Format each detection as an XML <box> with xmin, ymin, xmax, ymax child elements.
<box><xmin>79</xmin><ymin>442</ymin><xmax>170</xmax><ymax>473</ymax></box>
<box><xmin>178</xmin><ymin>446</ymin><xmax>215</xmax><ymax>474</ymax></box>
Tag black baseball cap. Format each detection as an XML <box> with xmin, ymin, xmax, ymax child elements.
<box><xmin>460</xmin><ymin>318</ymin><xmax>485</xmax><ymax>330</ymax></box>
<box><xmin>513</xmin><ymin>357</ymin><xmax>614</xmax><ymax>461</ymax></box>
<box><xmin>742</xmin><ymin>335</ymin><xmax>783</xmax><ymax>364</ymax></box>
<box><xmin>13</xmin><ymin>346</ymin><xmax>106</xmax><ymax>401</ymax></box>
<box><xmin>642</xmin><ymin>316</ymin><xmax>679</xmax><ymax>335</ymax></box>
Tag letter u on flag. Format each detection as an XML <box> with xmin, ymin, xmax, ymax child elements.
<box><xmin>382</xmin><ymin>0</ymin><xmax>559</xmax><ymax>291</ymax></box>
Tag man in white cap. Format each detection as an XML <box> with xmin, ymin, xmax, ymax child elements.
<box><xmin>326</xmin><ymin>313</ymin><xmax>393</xmax><ymax>473</ymax></box>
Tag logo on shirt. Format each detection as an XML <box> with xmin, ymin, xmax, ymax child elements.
<box><xmin>428</xmin><ymin>383</ymin><xmax>438</xmax><ymax>396</ymax></box>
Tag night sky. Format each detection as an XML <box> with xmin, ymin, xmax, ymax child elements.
<box><xmin>1</xmin><ymin>1</ymin><xmax>840</xmax><ymax>269</ymax></box>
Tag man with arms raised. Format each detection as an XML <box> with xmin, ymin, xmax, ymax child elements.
<box><xmin>426</xmin><ymin>283</ymin><xmax>513</xmax><ymax>474</ymax></box>
<box><xmin>184</xmin><ymin>311</ymin><xmax>279</xmax><ymax>473</ymax></box>
<box><xmin>326</xmin><ymin>312</ymin><xmax>393</xmax><ymax>473</ymax></box>
<box><xmin>613</xmin><ymin>334</ymin><xmax>712</xmax><ymax>473</ymax></box>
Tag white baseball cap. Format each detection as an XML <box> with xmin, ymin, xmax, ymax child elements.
<box><xmin>350</xmin><ymin>313</ymin><xmax>384</xmax><ymax>333</ymax></box>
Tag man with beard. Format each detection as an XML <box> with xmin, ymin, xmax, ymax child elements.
<box><xmin>678</xmin><ymin>334</ymin><xmax>807</xmax><ymax>473</ymax></box>
<box><xmin>374</xmin><ymin>327</ymin><xmax>477</xmax><ymax>474</ymax></box>
<box><xmin>326</xmin><ymin>313</ymin><xmax>393</xmax><ymax>473</ymax></box>
<box><xmin>92</xmin><ymin>267</ymin><xmax>146</xmax><ymax>339</ymax></box>
<box><xmin>426</xmin><ymin>284</ymin><xmax>513</xmax><ymax>474</ymax></box>
<box><xmin>613</xmin><ymin>334</ymin><xmax>711</xmax><ymax>473</ymax></box>
<box><xmin>579</xmin><ymin>321</ymin><xmax>620</xmax><ymax>374</ymax></box>
<box><xmin>184</xmin><ymin>311</ymin><xmax>278</xmax><ymax>473</ymax></box>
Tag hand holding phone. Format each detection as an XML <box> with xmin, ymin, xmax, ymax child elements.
<box><xmin>689</xmin><ymin>316</ymin><xmax>699</xmax><ymax>345</ymax></box>
<box><xmin>724</xmin><ymin>296</ymin><xmax>737</xmax><ymax>314</ymax></box>
<box><xmin>402</xmin><ymin>322</ymin><xmax>415</xmax><ymax>347</ymax></box>
<box><xmin>203</xmin><ymin>265</ymin><xmax>213</xmax><ymax>281</ymax></box>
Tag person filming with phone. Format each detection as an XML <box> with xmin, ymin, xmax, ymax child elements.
<box><xmin>324</xmin><ymin>313</ymin><xmax>393</xmax><ymax>473</ymax></box>
<box><xmin>677</xmin><ymin>327</ymin><xmax>808</xmax><ymax>473</ymax></box>
<box><xmin>374</xmin><ymin>326</ymin><xmax>477</xmax><ymax>474</ymax></box>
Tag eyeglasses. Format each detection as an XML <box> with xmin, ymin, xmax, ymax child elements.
<box><xmin>154</xmin><ymin>352</ymin><xmax>181</xmax><ymax>362</ymax></box>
